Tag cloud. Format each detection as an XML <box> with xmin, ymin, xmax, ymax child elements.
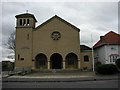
<box><xmin>1</xmin><ymin>2</ymin><xmax>118</xmax><ymax>60</ymax></box>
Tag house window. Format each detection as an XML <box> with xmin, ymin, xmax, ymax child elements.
<box><xmin>111</xmin><ymin>46</ymin><xmax>116</xmax><ymax>50</ymax></box>
<box><xmin>110</xmin><ymin>55</ymin><xmax>119</xmax><ymax>62</ymax></box>
<box><xmin>84</xmin><ymin>55</ymin><xmax>89</xmax><ymax>62</ymax></box>
<box><xmin>20</xmin><ymin>19</ymin><xmax>22</xmax><ymax>26</ymax></box>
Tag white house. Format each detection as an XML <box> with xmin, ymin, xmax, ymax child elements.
<box><xmin>93</xmin><ymin>31</ymin><xmax>120</xmax><ymax>64</ymax></box>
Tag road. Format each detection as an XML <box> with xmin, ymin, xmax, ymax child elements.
<box><xmin>2</xmin><ymin>80</ymin><xmax>118</xmax><ymax>88</ymax></box>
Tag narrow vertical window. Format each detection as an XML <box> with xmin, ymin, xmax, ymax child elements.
<box><xmin>23</xmin><ymin>19</ymin><xmax>26</xmax><ymax>26</ymax></box>
<box><xmin>27</xmin><ymin>34</ymin><xmax>29</xmax><ymax>40</ymax></box>
<box><xmin>27</xmin><ymin>19</ymin><xmax>29</xmax><ymax>26</ymax></box>
<box><xmin>18</xmin><ymin>54</ymin><xmax>20</xmax><ymax>60</ymax></box>
<box><xmin>20</xmin><ymin>19</ymin><xmax>22</xmax><ymax>26</ymax></box>
<box><xmin>84</xmin><ymin>55</ymin><xmax>89</xmax><ymax>62</ymax></box>
<box><xmin>110</xmin><ymin>56</ymin><xmax>112</xmax><ymax>62</ymax></box>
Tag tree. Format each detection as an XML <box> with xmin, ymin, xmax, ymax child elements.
<box><xmin>5</xmin><ymin>31</ymin><xmax>16</xmax><ymax>52</ymax></box>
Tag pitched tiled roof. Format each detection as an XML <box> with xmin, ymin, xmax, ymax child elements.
<box><xmin>35</xmin><ymin>15</ymin><xmax>80</xmax><ymax>32</ymax></box>
<box><xmin>93</xmin><ymin>31</ymin><xmax>120</xmax><ymax>49</ymax></box>
<box><xmin>15</xmin><ymin>13</ymin><xmax>37</xmax><ymax>22</ymax></box>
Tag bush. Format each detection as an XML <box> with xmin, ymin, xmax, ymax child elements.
<box><xmin>115</xmin><ymin>58</ymin><xmax>120</xmax><ymax>69</ymax></box>
<box><xmin>95</xmin><ymin>61</ymin><xmax>102</xmax><ymax>67</ymax></box>
<box><xmin>2</xmin><ymin>61</ymin><xmax>14</xmax><ymax>71</ymax></box>
<box><xmin>96</xmin><ymin>64</ymin><xmax>118</xmax><ymax>75</ymax></box>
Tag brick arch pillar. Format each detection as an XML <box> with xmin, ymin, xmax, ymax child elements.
<box><xmin>78</xmin><ymin>58</ymin><xmax>81</xmax><ymax>69</ymax></box>
<box><xmin>62</xmin><ymin>60</ymin><xmax>65</xmax><ymax>69</ymax></box>
<box><xmin>47</xmin><ymin>60</ymin><xmax>50</xmax><ymax>69</ymax></box>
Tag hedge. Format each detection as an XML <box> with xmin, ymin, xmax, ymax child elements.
<box><xmin>96</xmin><ymin>64</ymin><xmax>118</xmax><ymax>74</ymax></box>
<box><xmin>115</xmin><ymin>58</ymin><xmax>120</xmax><ymax>69</ymax></box>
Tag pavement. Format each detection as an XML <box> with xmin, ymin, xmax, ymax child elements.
<box><xmin>2</xmin><ymin>72</ymin><xmax>119</xmax><ymax>82</ymax></box>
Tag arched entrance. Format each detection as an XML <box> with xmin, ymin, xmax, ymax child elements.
<box><xmin>65</xmin><ymin>53</ymin><xmax>78</xmax><ymax>69</ymax></box>
<box><xmin>35</xmin><ymin>53</ymin><xmax>47</xmax><ymax>69</ymax></box>
<box><xmin>50</xmin><ymin>53</ymin><xmax>62</xmax><ymax>69</ymax></box>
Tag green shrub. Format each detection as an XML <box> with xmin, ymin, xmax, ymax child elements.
<box><xmin>96</xmin><ymin>64</ymin><xmax>118</xmax><ymax>74</ymax></box>
<box><xmin>115</xmin><ymin>58</ymin><xmax>120</xmax><ymax>69</ymax></box>
<box><xmin>95</xmin><ymin>61</ymin><xmax>102</xmax><ymax>67</ymax></box>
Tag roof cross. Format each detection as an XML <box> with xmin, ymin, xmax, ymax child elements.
<box><xmin>26</xmin><ymin>10</ymin><xmax>28</xmax><ymax>13</ymax></box>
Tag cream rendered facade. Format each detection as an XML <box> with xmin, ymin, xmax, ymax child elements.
<box><xmin>81</xmin><ymin>51</ymin><xmax>93</xmax><ymax>71</ymax></box>
<box><xmin>15</xmin><ymin>13</ymin><xmax>81</xmax><ymax>70</ymax></box>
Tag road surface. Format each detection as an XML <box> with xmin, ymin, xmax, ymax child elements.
<box><xmin>2</xmin><ymin>80</ymin><xmax>118</xmax><ymax>88</ymax></box>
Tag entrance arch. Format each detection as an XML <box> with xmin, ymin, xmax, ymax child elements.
<box><xmin>50</xmin><ymin>53</ymin><xmax>62</xmax><ymax>69</ymax></box>
<box><xmin>65</xmin><ymin>53</ymin><xmax>78</xmax><ymax>69</ymax></box>
<box><xmin>35</xmin><ymin>53</ymin><xmax>47</xmax><ymax>69</ymax></box>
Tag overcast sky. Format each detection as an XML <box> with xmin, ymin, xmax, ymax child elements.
<box><xmin>0</xmin><ymin>0</ymin><xmax>119</xmax><ymax>61</ymax></box>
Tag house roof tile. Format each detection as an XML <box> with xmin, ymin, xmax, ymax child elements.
<box><xmin>93</xmin><ymin>31</ymin><xmax>120</xmax><ymax>49</ymax></box>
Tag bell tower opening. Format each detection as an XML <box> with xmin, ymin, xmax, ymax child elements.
<box><xmin>15</xmin><ymin>13</ymin><xmax>37</xmax><ymax>28</ymax></box>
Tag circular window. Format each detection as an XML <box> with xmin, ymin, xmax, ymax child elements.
<box><xmin>51</xmin><ymin>31</ymin><xmax>61</xmax><ymax>40</ymax></box>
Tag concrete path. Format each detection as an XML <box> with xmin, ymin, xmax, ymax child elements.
<box><xmin>2</xmin><ymin>74</ymin><xmax>118</xmax><ymax>82</ymax></box>
<box><xmin>2</xmin><ymin>71</ymin><xmax>119</xmax><ymax>82</ymax></box>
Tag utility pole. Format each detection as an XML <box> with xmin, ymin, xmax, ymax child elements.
<box><xmin>91</xmin><ymin>34</ymin><xmax>95</xmax><ymax>72</ymax></box>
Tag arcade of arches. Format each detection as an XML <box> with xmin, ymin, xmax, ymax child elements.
<box><xmin>35</xmin><ymin>53</ymin><xmax>78</xmax><ymax>69</ymax></box>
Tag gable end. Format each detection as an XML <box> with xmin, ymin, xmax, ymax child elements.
<box><xmin>35</xmin><ymin>15</ymin><xmax>80</xmax><ymax>32</ymax></box>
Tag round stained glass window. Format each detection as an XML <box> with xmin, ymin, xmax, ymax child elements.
<box><xmin>51</xmin><ymin>31</ymin><xmax>61</xmax><ymax>40</ymax></box>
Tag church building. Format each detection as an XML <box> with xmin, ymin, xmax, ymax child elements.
<box><xmin>15</xmin><ymin>13</ymin><xmax>93</xmax><ymax>71</ymax></box>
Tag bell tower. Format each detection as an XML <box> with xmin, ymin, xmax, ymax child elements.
<box><xmin>15</xmin><ymin>12</ymin><xmax>37</xmax><ymax>28</ymax></box>
<box><xmin>15</xmin><ymin>12</ymin><xmax>37</xmax><ymax>70</ymax></box>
